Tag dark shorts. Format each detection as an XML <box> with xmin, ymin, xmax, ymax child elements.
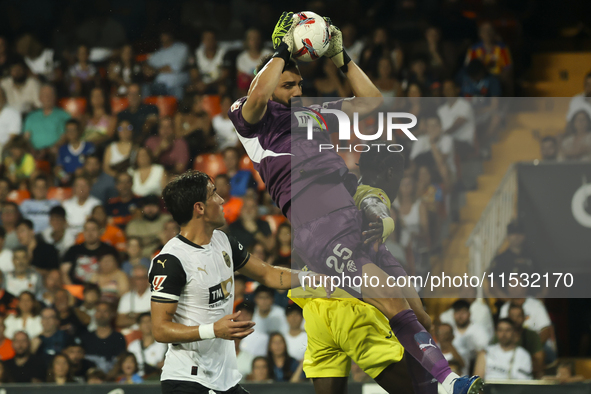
<box><xmin>162</xmin><ymin>380</ymin><xmax>250</xmax><ymax>394</ymax></box>
<box><xmin>293</xmin><ymin>206</ymin><xmax>407</xmax><ymax>297</ymax></box>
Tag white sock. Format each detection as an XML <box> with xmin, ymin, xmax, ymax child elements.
<box><xmin>442</xmin><ymin>372</ymin><xmax>460</xmax><ymax>394</ymax></box>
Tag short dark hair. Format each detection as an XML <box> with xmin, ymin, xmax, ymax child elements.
<box><xmin>508</xmin><ymin>303</ymin><xmax>524</xmax><ymax>315</ymax></box>
<box><xmin>162</xmin><ymin>171</ymin><xmax>213</xmax><ymax>226</ymax></box>
<box><xmin>541</xmin><ymin>136</ymin><xmax>556</xmax><ymax>144</ymax></box>
<box><xmin>236</xmin><ymin>300</ymin><xmax>255</xmax><ymax>315</ymax></box>
<box><xmin>216</xmin><ymin>173</ymin><xmax>230</xmax><ymax>183</ymax></box>
<box><xmin>255</xmin><ymin>54</ymin><xmax>298</xmax><ymax>76</ymax></box>
<box><xmin>84</xmin><ymin>218</ymin><xmax>100</xmax><ymax>228</ymax></box>
<box><xmin>83</xmin><ymin>283</ymin><xmax>101</xmax><ymax>296</ymax></box>
<box><xmin>65</xmin><ymin>119</ymin><xmax>81</xmax><ymax>131</ymax></box>
<box><xmin>358</xmin><ymin>149</ymin><xmax>405</xmax><ymax>178</ymax></box>
<box><xmin>254</xmin><ymin>285</ymin><xmax>274</xmax><ymax>298</ymax></box>
<box><xmin>497</xmin><ymin>318</ymin><xmax>515</xmax><ymax>330</ymax></box>
<box><xmin>16</xmin><ymin>219</ymin><xmax>34</xmax><ymax>230</ymax></box>
<box><xmin>137</xmin><ymin>312</ymin><xmax>151</xmax><ymax>324</ymax></box>
<box><xmin>49</xmin><ymin>205</ymin><xmax>66</xmax><ymax>218</ymax></box>
<box><xmin>451</xmin><ymin>299</ymin><xmax>471</xmax><ymax>312</ymax></box>
<box><xmin>13</xmin><ymin>246</ymin><xmax>28</xmax><ymax>255</ymax></box>
<box><xmin>286</xmin><ymin>304</ymin><xmax>303</xmax><ymax>316</ymax></box>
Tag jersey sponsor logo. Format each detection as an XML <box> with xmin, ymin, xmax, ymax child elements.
<box><xmin>385</xmin><ymin>330</ymin><xmax>393</xmax><ymax>339</ymax></box>
<box><xmin>197</xmin><ymin>266</ymin><xmax>208</xmax><ymax>275</ymax></box>
<box><xmin>157</xmin><ymin>259</ymin><xmax>167</xmax><ymax>268</ymax></box>
<box><xmin>208</xmin><ymin>276</ymin><xmax>234</xmax><ymax>305</ymax></box>
<box><xmin>152</xmin><ymin>275</ymin><xmax>167</xmax><ymax>292</ymax></box>
<box><xmin>222</xmin><ymin>251</ymin><xmax>231</xmax><ymax>268</ymax></box>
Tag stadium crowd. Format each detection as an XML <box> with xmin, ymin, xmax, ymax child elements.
<box><xmin>0</xmin><ymin>0</ymin><xmax>588</xmax><ymax>386</ymax></box>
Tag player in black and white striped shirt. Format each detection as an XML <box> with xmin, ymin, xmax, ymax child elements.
<box><xmin>150</xmin><ymin>171</ymin><xmax>323</xmax><ymax>394</ymax></box>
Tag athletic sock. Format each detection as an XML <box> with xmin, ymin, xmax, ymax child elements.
<box><xmin>389</xmin><ymin>309</ymin><xmax>452</xmax><ymax>384</ymax></box>
<box><xmin>442</xmin><ymin>372</ymin><xmax>461</xmax><ymax>394</ymax></box>
<box><xmin>405</xmin><ymin>350</ymin><xmax>438</xmax><ymax>394</ymax></box>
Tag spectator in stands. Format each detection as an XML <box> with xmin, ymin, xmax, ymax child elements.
<box><xmin>131</xmin><ymin>147</ymin><xmax>167</xmax><ymax>197</ymax></box>
<box><xmin>0</xmin><ymin>36</ymin><xmax>13</xmax><ymax>78</ymax></box>
<box><xmin>438</xmin><ymin>80</ymin><xmax>476</xmax><ymax>158</ymax></box>
<box><xmin>144</xmin><ymin>28</ymin><xmax>189</xmax><ymax>100</ymax></box>
<box><xmin>68</xmin><ymin>45</ymin><xmax>97</xmax><ymax>97</ymax></box>
<box><xmin>86</xmin><ymin>368</ymin><xmax>106</xmax><ymax>383</ymax></box>
<box><xmin>228</xmin><ymin>197</ymin><xmax>273</xmax><ymax>252</ymax></box>
<box><xmin>0</xmin><ymin>317</ymin><xmax>15</xmax><ymax>361</ymax></box>
<box><xmin>63</xmin><ymin>336</ymin><xmax>96</xmax><ymax>383</ymax></box>
<box><xmin>412</xmin><ymin>26</ymin><xmax>457</xmax><ymax>80</ymax></box>
<box><xmin>435</xmin><ymin>324</ymin><xmax>467</xmax><ymax>374</ymax></box>
<box><xmin>284</xmin><ymin>305</ymin><xmax>306</xmax><ymax>361</ymax></box>
<box><xmin>0</xmin><ymin>271</ymin><xmax>19</xmax><ymax>315</ymax></box>
<box><xmin>246</xmin><ymin>356</ymin><xmax>273</xmax><ymax>383</ymax></box>
<box><xmin>16</xmin><ymin>218</ymin><xmax>60</xmax><ymax>273</ymax></box>
<box><xmin>106</xmin><ymin>172</ymin><xmax>142</xmax><ymax>231</ymax></box>
<box><xmin>78</xmin><ymin>205</ymin><xmax>126</xmax><ymax>252</ymax></box>
<box><xmin>0</xmin><ymin>227</ymin><xmax>14</xmax><ymax>272</ymax></box>
<box><xmin>153</xmin><ymin>219</ymin><xmax>179</xmax><ymax>256</ymax></box>
<box><xmin>0</xmin><ymin>177</ymin><xmax>11</xmax><ymax>211</ymax></box>
<box><xmin>0</xmin><ymin>87</ymin><xmax>20</xmax><ymax>152</ymax></box>
<box><xmin>53</xmin><ymin>289</ymin><xmax>88</xmax><ymax>337</ymax></box>
<box><xmin>314</xmin><ymin>59</ymin><xmax>352</xmax><ymax>98</ymax></box>
<box><xmin>15</xmin><ymin>34</ymin><xmax>56</xmax><ymax>81</ymax></box>
<box><xmin>565</xmin><ymin>72</ymin><xmax>591</xmax><ymax>122</ymax></box>
<box><xmin>75</xmin><ymin>0</ymin><xmax>127</xmax><ymax>50</ymax></box>
<box><xmin>23</xmin><ymin>84</ymin><xmax>70</xmax><ymax>153</ymax></box>
<box><xmin>235</xmin><ymin>301</ymin><xmax>269</xmax><ymax>358</ymax></box>
<box><xmin>235</xmin><ymin>334</ymin><xmax>255</xmax><ymax>381</ymax></box>
<box><xmin>499</xmin><ymin>297</ymin><xmax>554</xmax><ymax>354</ymax></box>
<box><xmin>103</xmin><ymin>120</ymin><xmax>135</xmax><ymax>177</ymax></box>
<box><xmin>195</xmin><ymin>29</ymin><xmax>227</xmax><ymax>89</ymax></box>
<box><xmin>449</xmin><ymin>300</ymin><xmax>491</xmax><ymax>368</ymax></box>
<box><xmin>252</xmin><ymin>286</ymin><xmax>288</xmax><ymax>335</ymax></box>
<box><xmin>3</xmin><ymin>331</ymin><xmax>46</xmax><ymax>382</ymax></box>
<box><xmin>361</xmin><ymin>27</ymin><xmax>403</xmax><ymax>78</ymax></box>
<box><xmin>371</xmin><ymin>57</ymin><xmax>402</xmax><ymax>98</ymax></box>
<box><xmin>31</xmin><ymin>307</ymin><xmax>70</xmax><ymax>365</ymax></box>
<box><xmin>20</xmin><ymin>176</ymin><xmax>60</xmax><ymax>233</ymax></box>
<box><xmin>405</xmin><ymin>56</ymin><xmax>435</xmax><ymax>95</ymax></box>
<box><xmin>63</xmin><ymin>176</ymin><xmax>102</xmax><ymax>234</ymax></box>
<box><xmin>55</xmin><ymin>119</ymin><xmax>95</xmax><ymax>185</ymax></box>
<box><xmin>106</xmin><ymin>352</ymin><xmax>142</xmax><ymax>384</ymax></box>
<box><xmin>474</xmin><ymin>319</ymin><xmax>532</xmax><ymax>381</ymax></box>
<box><xmin>2</xmin><ymin>202</ymin><xmax>22</xmax><ymax>250</ymax></box>
<box><xmin>223</xmin><ymin>147</ymin><xmax>257</xmax><ymax>197</ymax></box>
<box><xmin>42</xmin><ymin>206</ymin><xmax>77</xmax><ymax>259</ymax></box>
<box><xmin>83</xmin><ymin>88</ymin><xmax>116</xmax><ymax>146</ymax></box>
<box><xmin>145</xmin><ymin>116</ymin><xmax>190</xmax><ymax>174</ymax></box>
<box><xmin>5</xmin><ymin>247</ymin><xmax>42</xmax><ymax>296</ymax></box>
<box><xmin>540</xmin><ymin>136</ymin><xmax>559</xmax><ymax>162</ymax></box>
<box><xmin>116</xmin><ymin>265</ymin><xmax>150</xmax><ymax>330</ymax></box>
<box><xmin>267</xmin><ymin>332</ymin><xmax>301</xmax><ymax>382</ymax></box>
<box><xmin>213</xmin><ymin>96</ymin><xmax>239</xmax><ymax>150</ymax></box>
<box><xmin>121</xmin><ymin>237</ymin><xmax>150</xmax><ymax>275</ymax></box>
<box><xmin>77</xmin><ymin>284</ymin><xmax>100</xmax><ymax>332</ymax></box>
<box><xmin>561</xmin><ymin>110</ymin><xmax>591</xmax><ymax>161</ymax></box>
<box><xmin>269</xmin><ymin>223</ymin><xmax>291</xmax><ymax>269</ymax></box>
<box><xmin>46</xmin><ymin>352</ymin><xmax>75</xmax><ymax>384</ymax></box>
<box><xmin>0</xmin><ymin>59</ymin><xmax>41</xmax><ymax>114</ymax></box>
<box><xmin>236</xmin><ymin>29</ymin><xmax>272</xmax><ymax>95</ymax></box>
<box><xmin>117</xmin><ymin>83</ymin><xmax>159</xmax><ymax>144</ymax></box>
<box><xmin>175</xmin><ymin>95</ymin><xmax>215</xmax><ymax>159</ymax></box>
<box><xmin>3</xmin><ymin>136</ymin><xmax>36</xmax><ymax>186</ymax></box>
<box><xmin>215</xmin><ymin>174</ymin><xmax>243</xmax><ymax>225</ymax></box>
<box><xmin>543</xmin><ymin>361</ymin><xmax>584</xmax><ymax>383</ymax></box>
<box><xmin>488</xmin><ymin>221</ymin><xmax>540</xmax><ymax>298</ymax></box>
<box><xmin>37</xmin><ymin>269</ymin><xmax>62</xmax><ymax>307</ymax></box>
<box><xmin>460</xmin><ymin>59</ymin><xmax>502</xmax><ymax>99</ymax></box>
<box><xmin>4</xmin><ymin>291</ymin><xmax>41</xmax><ymax>340</ymax></box>
<box><xmin>440</xmin><ymin>297</ymin><xmax>495</xmax><ymax>340</ymax></box>
<box><xmin>91</xmin><ymin>252</ymin><xmax>129</xmax><ymax>304</ymax></box>
<box><xmin>107</xmin><ymin>44</ymin><xmax>142</xmax><ymax>96</ymax></box>
<box><xmin>61</xmin><ymin>219</ymin><xmax>118</xmax><ymax>285</ymax></box>
<box><xmin>504</xmin><ymin>304</ymin><xmax>544</xmax><ymax>378</ymax></box>
<box><xmin>83</xmin><ymin>154</ymin><xmax>117</xmax><ymax>205</ymax></box>
<box><xmin>125</xmin><ymin>194</ymin><xmax>172</xmax><ymax>258</ymax></box>
<box><xmin>82</xmin><ymin>301</ymin><xmax>127</xmax><ymax>373</ymax></box>
<box><xmin>127</xmin><ymin>313</ymin><xmax>167</xmax><ymax>377</ymax></box>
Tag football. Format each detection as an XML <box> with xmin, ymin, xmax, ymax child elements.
<box><xmin>292</xmin><ymin>11</ymin><xmax>331</xmax><ymax>62</ymax></box>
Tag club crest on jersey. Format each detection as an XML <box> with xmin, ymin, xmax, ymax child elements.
<box><xmin>152</xmin><ymin>275</ymin><xmax>167</xmax><ymax>292</ymax></box>
<box><xmin>222</xmin><ymin>251</ymin><xmax>231</xmax><ymax>268</ymax></box>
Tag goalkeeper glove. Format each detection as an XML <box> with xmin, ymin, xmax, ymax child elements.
<box><xmin>272</xmin><ymin>12</ymin><xmax>297</xmax><ymax>63</ymax></box>
<box><xmin>323</xmin><ymin>17</ymin><xmax>351</xmax><ymax>73</ymax></box>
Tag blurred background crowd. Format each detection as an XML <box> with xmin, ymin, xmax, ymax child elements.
<box><xmin>0</xmin><ymin>0</ymin><xmax>590</xmax><ymax>387</ymax></box>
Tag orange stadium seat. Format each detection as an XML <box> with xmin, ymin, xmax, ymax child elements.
<box><xmin>59</xmin><ymin>97</ymin><xmax>87</xmax><ymax>118</ymax></box>
<box><xmin>6</xmin><ymin>189</ymin><xmax>30</xmax><ymax>204</ymax></box>
<box><xmin>111</xmin><ymin>97</ymin><xmax>129</xmax><ymax>114</ymax></box>
<box><xmin>193</xmin><ymin>153</ymin><xmax>227</xmax><ymax>178</ymax></box>
<box><xmin>144</xmin><ymin>96</ymin><xmax>177</xmax><ymax>117</ymax></box>
<box><xmin>135</xmin><ymin>53</ymin><xmax>149</xmax><ymax>63</ymax></box>
<box><xmin>201</xmin><ymin>95</ymin><xmax>222</xmax><ymax>117</ymax></box>
<box><xmin>47</xmin><ymin>187</ymin><xmax>73</xmax><ymax>202</ymax></box>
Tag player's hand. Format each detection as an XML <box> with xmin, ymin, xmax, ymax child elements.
<box><xmin>213</xmin><ymin>311</ymin><xmax>255</xmax><ymax>340</ymax></box>
<box><xmin>363</xmin><ymin>221</ymin><xmax>384</xmax><ymax>245</ymax></box>
<box><xmin>272</xmin><ymin>12</ymin><xmax>298</xmax><ymax>52</ymax></box>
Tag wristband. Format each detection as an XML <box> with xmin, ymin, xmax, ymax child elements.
<box><xmin>199</xmin><ymin>323</ymin><xmax>215</xmax><ymax>340</ymax></box>
<box><xmin>331</xmin><ymin>49</ymin><xmax>351</xmax><ymax>73</ymax></box>
<box><xmin>272</xmin><ymin>42</ymin><xmax>291</xmax><ymax>64</ymax></box>
<box><xmin>381</xmin><ymin>217</ymin><xmax>395</xmax><ymax>242</ymax></box>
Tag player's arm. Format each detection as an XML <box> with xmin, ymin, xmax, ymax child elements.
<box><xmin>359</xmin><ymin>196</ymin><xmax>395</xmax><ymax>245</ymax></box>
<box><xmin>243</xmin><ymin>12</ymin><xmax>297</xmax><ymax>124</ymax></box>
<box><xmin>473</xmin><ymin>350</ymin><xmax>486</xmax><ymax>378</ymax></box>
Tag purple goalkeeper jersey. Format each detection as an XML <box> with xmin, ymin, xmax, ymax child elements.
<box><xmin>228</xmin><ymin>97</ymin><xmax>355</xmax><ymax>225</ymax></box>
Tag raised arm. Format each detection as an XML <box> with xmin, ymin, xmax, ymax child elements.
<box><xmin>359</xmin><ymin>196</ymin><xmax>395</xmax><ymax>246</ymax></box>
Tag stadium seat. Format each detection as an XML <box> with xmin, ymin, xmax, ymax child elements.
<box><xmin>47</xmin><ymin>187</ymin><xmax>73</xmax><ymax>202</ymax></box>
<box><xmin>144</xmin><ymin>96</ymin><xmax>177</xmax><ymax>117</ymax></box>
<box><xmin>6</xmin><ymin>189</ymin><xmax>30</xmax><ymax>204</ymax></box>
<box><xmin>239</xmin><ymin>155</ymin><xmax>265</xmax><ymax>191</ymax></box>
<box><xmin>35</xmin><ymin>160</ymin><xmax>52</xmax><ymax>175</ymax></box>
<box><xmin>111</xmin><ymin>97</ymin><xmax>129</xmax><ymax>114</ymax></box>
<box><xmin>201</xmin><ymin>95</ymin><xmax>222</xmax><ymax>118</ymax></box>
<box><xmin>263</xmin><ymin>214</ymin><xmax>287</xmax><ymax>234</ymax></box>
<box><xmin>59</xmin><ymin>97</ymin><xmax>87</xmax><ymax>118</ymax></box>
<box><xmin>135</xmin><ymin>53</ymin><xmax>149</xmax><ymax>63</ymax></box>
<box><xmin>193</xmin><ymin>153</ymin><xmax>227</xmax><ymax>178</ymax></box>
